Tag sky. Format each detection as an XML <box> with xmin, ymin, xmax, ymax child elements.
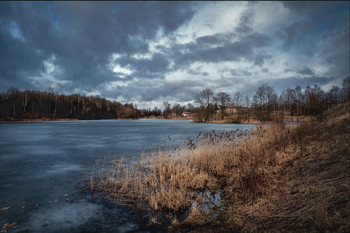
<box><xmin>0</xmin><ymin>1</ymin><xmax>349</xmax><ymax>109</ymax></box>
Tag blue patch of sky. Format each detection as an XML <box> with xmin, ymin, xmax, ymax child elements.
<box><xmin>9</xmin><ymin>20</ymin><xmax>24</xmax><ymax>41</ymax></box>
<box><xmin>52</xmin><ymin>15</ymin><xmax>60</xmax><ymax>30</ymax></box>
<box><xmin>337</xmin><ymin>2</ymin><xmax>350</xmax><ymax>14</ymax></box>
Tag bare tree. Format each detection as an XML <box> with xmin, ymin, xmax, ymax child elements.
<box><xmin>195</xmin><ymin>88</ymin><xmax>214</xmax><ymax>107</ymax></box>
<box><xmin>69</xmin><ymin>95</ymin><xmax>74</xmax><ymax>115</ymax></box>
<box><xmin>305</xmin><ymin>85</ymin><xmax>326</xmax><ymax>120</ymax></box>
<box><xmin>295</xmin><ymin>85</ymin><xmax>304</xmax><ymax>116</ymax></box>
<box><xmin>279</xmin><ymin>87</ymin><xmax>295</xmax><ymax>114</ymax></box>
<box><xmin>215</xmin><ymin>92</ymin><xmax>231</xmax><ymax>120</ymax></box>
<box><xmin>253</xmin><ymin>84</ymin><xmax>276</xmax><ymax>121</ymax></box>
<box><xmin>163</xmin><ymin>101</ymin><xmax>171</xmax><ymax>118</ymax></box>
<box><xmin>195</xmin><ymin>88</ymin><xmax>215</xmax><ymax>122</ymax></box>
<box><xmin>265</xmin><ymin>85</ymin><xmax>276</xmax><ymax>115</ymax></box>
<box><xmin>22</xmin><ymin>90</ymin><xmax>30</xmax><ymax>113</ymax></box>
<box><xmin>244</xmin><ymin>95</ymin><xmax>251</xmax><ymax>108</ymax></box>
<box><xmin>342</xmin><ymin>77</ymin><xmax>350</xmax><ymax>101</ymax></box>
<box><xmin>233</xmin><ymin>92</ymin><xmax>243</xmax><ymax>106</ymax></box>
<box><xmin>326</xmin><ymin>86</ymin><xmax>340</xmax><ymax>108</ymax></box>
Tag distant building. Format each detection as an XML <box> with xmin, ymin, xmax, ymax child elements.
<box><xmin>182</xmin><ymin>111</ymin><xmax>191</xmax><ymax>117</ymax></box>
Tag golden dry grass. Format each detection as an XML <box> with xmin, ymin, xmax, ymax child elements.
<box><xmin>90</xmin><ymin>102</ymin><xmax>350</xmax><ymax>232</ymax></box>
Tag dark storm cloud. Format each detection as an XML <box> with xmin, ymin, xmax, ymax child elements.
<box><xmin>318</xmin><ymin>28</ymin><xmax>349</xmax><ymax>79</ymax></box>
<box><xmin>116</xmin><ymin>53</ymin><xmax>170</xmax><ymax>75</ymax></box>
<box><xmin>231</xmin><ymin>75</ymin><xmax>338</xmax><ymax>98</ymax></box>
<box><xmin>104</xmin><ymin>78</ymin><xmax>200</xmax><ymax>103</ymax></box>
<box><xmin>0</xmin><ymin>24</ymin><xmax>46</xmax><ymax>88</ymax></box>
<box><xmin>0</xmin><ymin>1</ymin><xmax>197</xmax><ymax>92</ymax></box>
<box><xmin>187</xmin><ymin>69</ymin><xmax>209</xmax><ymax>77</ymax></box>
<box><xmin>196</xmin><ymin>34</ymin><xmax>228</xmax><ymax>45</ymax></box>
<box><xmin>172</xmin><ymin>32</ymin><xmax>271</xmax><ymax>69</ymax></box>
<box><xmin>151</xmin><ymin>80</ymin><xmax>201</xmax><ymax>102</ymax></box>
<box><xmin>220</xmin><ymin>68</ymin><xmax>253</xmax><ymax>79</ymax></box>
<box><xmin>268</xmin><ymin>76</ymin><xmax>337</xmax><ymax>92</ymax></box>
<box><xmin>0</xmin><ymin>1</ymin><xmax>348</xmax><ymax>106</ymax></box>
<box><xmin>273</xmin><ymin>1</ymin><xmax>349</xmax><ymax>91</ymax></box>
<box><xmin>235</xmin><ymin>7</ymin><xmax>255</xmax><ymax>35</ymax></box>
<box><xmin>281</xmin><ymin>1</ymin><xmax>348</xmax><ymax>17</ymax></box>
<box><xmin>297</xmin><ymin>66</ymin><xmax>315</xmax><ymax>76</ymax></box>
<box><xmin>280</xmin><ymin>1</ymin><xmax>349</xmax><ymax>51</ymax></box>
<box><xmin>253</xmin><ymin>52</ymin><xmax>271</xmax><ymax>67</ymax></box>
<box><xmin>112</xmin><ymin>28</ymin><xmax>271</xmax><ymax>80</ymax></box>
<box><xmin>281</xmin><ymin>21</ymin><xmax>304</xmax><ymax>50</ymax></box>
<box><xmin>0</xmin><ymin>2</ymin><xmax>51</xmax><ymax>89</ymax></box>
<box><xmin>55</xmin><ymin>1</ymin><xmax>194</xmax><ymax>88</ymax></box>
<box><xmin>229</xmin><ymin>69</ymin><xmax>239</xmax><ymax>76</ymax></box>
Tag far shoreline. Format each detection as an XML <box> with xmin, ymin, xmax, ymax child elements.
<box><xmin>0</xmin><ymin>116</ymin><xmax>307</xmax><ymax>125</ymax></box>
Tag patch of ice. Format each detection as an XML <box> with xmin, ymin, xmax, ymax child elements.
<box><xmin>191</xmin><ymin>189</ymin><xmax>223</xmax><ymax>211</ymax></box>
<box><xmin>19</xmin><ymin>200</ymin><xmax>102</xmax><ymax>232</ymax></box>
<box><xmin>46</xmin><ymin>164</ymin><xmax>82</xmax><ymax>175</ymax></box>
<box><xmin>117</xmin><ymin>222</ymin><xmax>139</xmax><ymax>232</ymax></box>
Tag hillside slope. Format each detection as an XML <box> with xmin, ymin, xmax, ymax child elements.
<box><xmin>187</xmin><ymin>103</ymin><xmax>350</xmax><ymax>232</ymax></box>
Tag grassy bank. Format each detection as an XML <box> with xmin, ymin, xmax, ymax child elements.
<box><xmin>90</xmin><ymin>103</ymin><xmax>350</xmax><ymax>232</ymax></box>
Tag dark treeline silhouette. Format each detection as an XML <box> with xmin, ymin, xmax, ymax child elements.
<box><xmin>141</xmin><ymin>107</ymin><xmax>162</xmax><ymax>118</ymax></box>
<box><xmin>1</xmin><ymin>77</ymin><xmax>349</xmax><ymax>122</ymax></box>
<box><xmin>193</xmin><ymin>77</ymin><xmax>350</xmax><ymax>122</ymax></box>
<box><xmin>0</xmin><ymin>88</ymin><xmax>141</xmax><ymax>120</ymax></box>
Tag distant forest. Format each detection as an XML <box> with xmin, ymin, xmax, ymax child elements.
<box><xmin>0</xmin><ymin>77</ymin><xmax>349</xmax><ymax>121</ymax></box>
<box><xmin>0</xmin><ymin>87</ymin><xmax>142</xmax><ymax>120</ymax></box>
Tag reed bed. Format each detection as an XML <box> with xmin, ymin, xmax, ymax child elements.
<box><xmin>91</xmin><ymin>125</ymin><xmax>297</xmax><ymax>216</ymax></box>
<box><xmin>90</xmin><ymin>103</ymin><xmax>350</xmax><ymax>232</ymax></box>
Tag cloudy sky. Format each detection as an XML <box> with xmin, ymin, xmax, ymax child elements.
<box><xmin>1</xmin><ymin>1</ymin><xmax>349</xmax><ymax>109</ymax></box>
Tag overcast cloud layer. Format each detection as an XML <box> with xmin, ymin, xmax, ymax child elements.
<box><xmin>0</xmin><ymin>1</ymin><xmax>349</xmax><ymax>108</ymax></box>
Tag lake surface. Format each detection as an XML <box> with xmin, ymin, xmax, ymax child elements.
<box><xmin>0</xmin><ymin>119</ymin><xmax>254</xmax><ymax>233</ymax></box>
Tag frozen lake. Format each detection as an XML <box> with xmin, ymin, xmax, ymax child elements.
<box><xmin>0</xmin><ymin>119</ymin><xmax>254</xmax><ymax>232</ymax></box>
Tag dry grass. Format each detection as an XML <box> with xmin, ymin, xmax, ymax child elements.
<box><xmin>223</xmin><ymin>104</ymin><xmax>350</xmax><ymax>232</ymax></box>
<box><xmin>90</xmin><ymin>103</ymin><xmax>350</xmax><ymax>232</ymax></box>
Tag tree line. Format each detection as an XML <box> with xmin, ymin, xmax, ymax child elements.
<box><xmin>1</xmin><ymin>77</ymin><xmax>348</xmax><ymax>121</ymax></box>
<box><xmin>0</xmin><ymin>87</ymin><xmax>192</xmax><ymax>121</ymax></box>
<box><xmin>0</xmin><ymin>88</ymin><xmax>141</xmax><ymax>120</ymax></box>
<box><xmin>193</xmin><ymin>77</ymin><xmax>350</xmax><ymax>122</ymax></box>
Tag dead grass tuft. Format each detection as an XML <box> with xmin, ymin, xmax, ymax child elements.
<box><xmin>183</xmin><ymin>206</ymin><xmax>210</xmax><ymax>226</ymax></box>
